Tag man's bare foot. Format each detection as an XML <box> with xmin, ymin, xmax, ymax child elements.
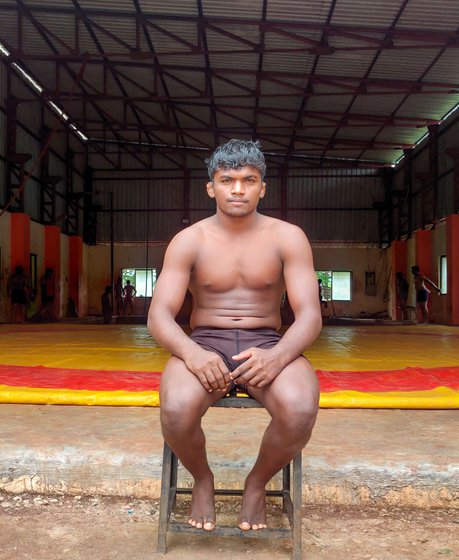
<box><xmin>238</xmin><ymin>482</ymin><xmax>267</xmax><ymax>531</ymax></box>
<box><xmin>188</xmin><ymin>477</ymin><xmax>216</xmax><ymax>531</ymax></box>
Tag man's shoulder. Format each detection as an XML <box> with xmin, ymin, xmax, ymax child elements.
<box><xmin>262</xmin><ymin>216</ymin><xmax>308</xmax><ymax>238</ymax></box>
<box><xmin>171</xmin><ymin>219</ymin><xmax>210</xmax><ymax>241</ymax></box>
<box><xmin>166</xmin><ymin>220</ymin><xmax>210</xmax><ymax>257</ymax></box>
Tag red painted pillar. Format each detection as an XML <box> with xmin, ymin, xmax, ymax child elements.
<box><xmin>44</xmin><ymin>225</ymin><xmax>61</xmax><ymax>317</ymax></box>
<box><xmin>391</xmin><ymin>240</ymin><xmax>407</xmax><ymax>320</ymax></box>
<box><xmin>446</xmin><ymin>214</ymin><xmax>459</xmax><ymax>325</ymax></box>
<box><xmin>10</xmin><ymin>213</ymin><xmax>30</xmax><ymax>273</ymax></box>
<box><xmin>415</xmin><ymin>229</ymin><xmax>433</xmax><ymax>279</ymax></box>
<box><xmin>68</xmin><ymin>236</ymin><xmax>83</xmax><ymax>316</ymax></box>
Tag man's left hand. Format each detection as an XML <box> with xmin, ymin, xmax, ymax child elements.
<box><xmin>230</xmin><ymin>347</ymin><xmax>283</xmax><ymax>388</ymax></box>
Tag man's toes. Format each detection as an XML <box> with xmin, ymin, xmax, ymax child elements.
<box><xmin>203</xmin><ymin>519</ymin><xmax>215</xmax><ymax>531</ymax></box>
<box><xmin>189</xmin><ymin>517</ymin><xmax>214</xmax><ymax>530</ymax></box>
<box><xmin>239</xmin><ymin>520</ymin><xmax>251</xmax><ymax>531</ymax></box>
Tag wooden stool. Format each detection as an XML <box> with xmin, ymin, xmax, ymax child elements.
<box><xmin>157</xmin><ymin>395</ymin><xmax>303</xmax><ymax>559</ymax></box>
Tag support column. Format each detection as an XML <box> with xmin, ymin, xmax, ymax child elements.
<box><xmin>390</xmin><ymin>240</ymin><xmax>407</xmax><ymax>320</ymax></box>
<box><xmin>414</xmin><ymin>229</ymin><xmax>433</xmax><ymax>279</ymax></box>
<box><xmin>68</xmin><ymin>235</ymin><xmax>83</xmax><ymax>317</ymax></box>
<box><xmin>446</xmin><ymin>214</ymin><xmax>459</xmax><ymax>325</ymax></box>
<box><xmin>44</xmin><ymin>225</ymin><xmax>61</xmax><ymax>318</ymax></box>
<box><xmin>10</xmin><ymin>213</ymin><xmax>30</xmax><ymax>272</ymax></box>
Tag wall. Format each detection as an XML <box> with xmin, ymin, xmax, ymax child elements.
<box><xmin>94</xmin><ymin>166</ymin><xmax>384</xmax><ymax>245</ymax></box>
<box><xmin>80</xmin><ymin>244</ymin><xmax>89</xmax><ymax>317</ymax></box>
<box><xmin>30</xmin><ymin>220</ymin><xmax>44</xmax><ymax>287</ymax></box>
<box><xmin>0</xmin><ymin>215</ymin><xmax>88</xmax><ymax>323</ymax></box>
<box><xmin>431</xmin><ymin>224</ymin><xmax>448</xmax><ymax>323</ymax></box>
<box><xmin>313</xmin><ymin>245</ymin><xmax>390</xmax><ymax>318</ymax></box>
<box><xmin>0</xmin><ymin>60</ymin><xmax>86</xmax><ymax>235</ymax></box>
<box><xmin>84</xmin><ymin>242</ymin><xmax>391</xmax><ymax>320</ymax></box>
<box><xmin>60</xmin><ymin>234</ymin><xmax>69</xmax><ymax>318</ymax></box>
<box><xmin>406</xmin><ymin>225</ymin><xmax>447</xmax><ymax>323</ymax></box>
<box><xmin>0</xmin><ymin>211</ymin><xmax>11</xmax><ymax>322</ymax></box>
<box><xmin>386</xmin><ymin>223</ymin><xmax>448</xmax><ymax>323</ymax></box>
<box><xmin>86</xmin><ymin>243</ymin><xmax>166</xmax><ymax>315</ymax></box>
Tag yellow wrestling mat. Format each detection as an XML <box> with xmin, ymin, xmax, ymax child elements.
<box><xmin>0</xmin><ymin>323</ymin><xmax>458</xmax><ymax>408</ymax></box>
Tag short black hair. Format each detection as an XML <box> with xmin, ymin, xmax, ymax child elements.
<box><xmin>205</xmin><ymin>139</ymin><xmax>266</xmax><ymax>180</ymax></box>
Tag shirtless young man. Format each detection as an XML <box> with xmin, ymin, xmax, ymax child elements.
<box><xmin>411</xmin><ymin>265</ymin><xmax>440</xmax><ymax>323</ymax></box>
<box><xmin>148</xmin><ymin>139</ymin><xmax>322</xmax><ymax>532</ymax></box>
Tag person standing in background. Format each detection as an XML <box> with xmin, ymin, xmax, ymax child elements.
<box><xmin>411</xmin><ymin>265</ymin><xmax>440</xmax><ymax>324</ymax></box>
<box><xmin>123</xmin><ymin>279</ymin><xmax>137</xmax><ymax>315</ymax></box>
<box><xmin>395</xmin><ymin>272</ymin><xmax>409</xmax><ymax>321</ymax></box>
<box><xmin>7</xmin><ymin>265</ymin><xmax>28</xmax><ymax>323</ymax></box>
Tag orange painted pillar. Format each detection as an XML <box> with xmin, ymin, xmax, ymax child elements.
<box><xmin>10</xmin><ymin>213</ymin><xmax>30</xmax><ymax>273</ymax></box>
<box><xmin>390</xmin><ymin>240</ymin><xmax>407</xmax><ymax>320</ymax></box>
<box><xmin>44</xmin><ymin>225</ymin><xmax>61</xmax><ymax>317</ymax></box>
<box><xmin>446</xmin><ymin>214</ymin><xmax>459</xmax><ymax>325</ymax></box>
<box><xmin>68</xmin><ymin>236</ymin><xmax>83</xmax><ymax>316</ymax></box>
<box><xmin>415</xmin><ymin>229</ymin><xmax>433</xmax><ymax>279</ymax></box>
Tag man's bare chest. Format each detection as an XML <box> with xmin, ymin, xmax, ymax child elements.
<box><xmin>192</xmin><ymin>242</ymin><xmax>283</xmax><ymax>292</ymax></box>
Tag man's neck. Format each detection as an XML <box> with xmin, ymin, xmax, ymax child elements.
<box><xmin>214</xmin><ymin>209</ymin><xmax>262</xmax><ymax>232</ymax></box>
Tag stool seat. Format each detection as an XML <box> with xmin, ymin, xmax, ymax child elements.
<box><xmin>157</xmin><ymin>395</ymin><xmax>303</xmax><ymax>559</ymax></box>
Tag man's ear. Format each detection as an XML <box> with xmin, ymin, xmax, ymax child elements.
<box><xmin>206</xmin><ymin>181</ymin><xmax>215</xmax><ymax>198</ymax></box>
<box><xmin>259</xmin><ymin>181</ymin><xmax>266</xmax><ymax>199</ymax></box>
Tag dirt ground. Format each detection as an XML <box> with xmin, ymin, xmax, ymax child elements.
<box><xmin>0</xmin><ymin>492</ymin><xmax>458</xmax><ymax>560</ymax></box>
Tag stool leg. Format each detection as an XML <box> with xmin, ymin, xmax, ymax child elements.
<box><xmin>282</xmin><ymin>462</ymin><xmax>291</xmax><ymax>514</ymax></box>
<box><xmin>170</xmin><ymin>451</ymin><xmax>178</xmax><ymax>512</ymax></box>
<box><xmin>157</xmin><ymin>442</ymin><xmax>175</xmax><ymax>554</ymax></box>
<box><xmin>292</xmin><ymin>452</ymin><xmax>303</xmax><ymax>560</ymax></box>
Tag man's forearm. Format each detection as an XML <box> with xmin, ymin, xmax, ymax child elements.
<box><xmin>272</xmin><ymin>313</ymin><xmax>322</xmax><ymax>368</ymax></box>
<box><xmin>148</xmin><ymin>312</ymin><xmax>199</xmax><ymax>362</ymax></box>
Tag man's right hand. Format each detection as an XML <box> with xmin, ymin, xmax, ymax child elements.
<box><xmin>184</xmin><ymin>348</ymin><xmax>231</xmax><ymax>393</ymax></box>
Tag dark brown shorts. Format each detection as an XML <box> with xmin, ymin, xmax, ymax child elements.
<box><xmin>190</xmin><ymin>326</ymin><xmax>281</xmax><ymax>373</ymax></box>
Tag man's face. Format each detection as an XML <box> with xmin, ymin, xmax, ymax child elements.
<box><xmin>206</xmin><ymin>166</ymin><xmax>266</xmax><ymax>217</ymax></box>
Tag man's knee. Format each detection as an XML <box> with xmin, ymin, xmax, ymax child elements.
<box><xmin>291</xmin><ymin>398</ymin><xmax>318</xmax><ymax>434</ymax></box>
<box><xmin>275</xmin><ymin>388</ymin><xmax>319</xmax><ymax>434</ymax></box>
<box><xmin>160</xmin><ymin>391</ymin><xmax>206</xmax><ymax>432</ymax></box>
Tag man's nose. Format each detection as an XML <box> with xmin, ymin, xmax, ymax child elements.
<box><xmin>231</xmin><ymin>180</ymin><xmax>245</xmax><ymax>194</ymax></box>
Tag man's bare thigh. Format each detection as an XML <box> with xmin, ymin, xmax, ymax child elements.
<box><xmin>160</xmin><ymin>355</ymin><xmax>226</xmax><ymax>413</ymax></box>
<box><xmin>247</xmin><ymin>356</ymin><xmax>319</xmax><ymax>416</ymax></box>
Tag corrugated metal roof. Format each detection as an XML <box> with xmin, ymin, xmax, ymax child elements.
<box><xmin>1</xmin><ymin>0</ymin><xmax>458</xmax><ymax>168</ymax></box>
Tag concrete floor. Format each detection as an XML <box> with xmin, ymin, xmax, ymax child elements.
<box><xmin>0</xmin><ymin>403</ymin><xmax>458</xmax><ymax>508</ymax></box>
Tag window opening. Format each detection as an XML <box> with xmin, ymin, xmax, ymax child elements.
<box><xmin>439</xmin><ymin>256</ymin><xmax>447</xmax><ymax>295</ymax></box>
<box><xmin>316</xmin><ymin>271</ymin><xmax>352</xmax><ymax>301</ymax></box>
<box><xmin>121</xmin><ymin>268</ymin><xmax>157</xmax><ymax>297</ymax></box>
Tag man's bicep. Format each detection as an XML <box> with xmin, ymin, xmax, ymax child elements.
<box><xmin>151</xmin><ymin>235</ymin><xmax>196</xmax><ymax>316</ymax></box>
<box><xmin>282</xmin><ymin>229</ymin><xmax>320</xmax><ymax>314</ymax></box>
